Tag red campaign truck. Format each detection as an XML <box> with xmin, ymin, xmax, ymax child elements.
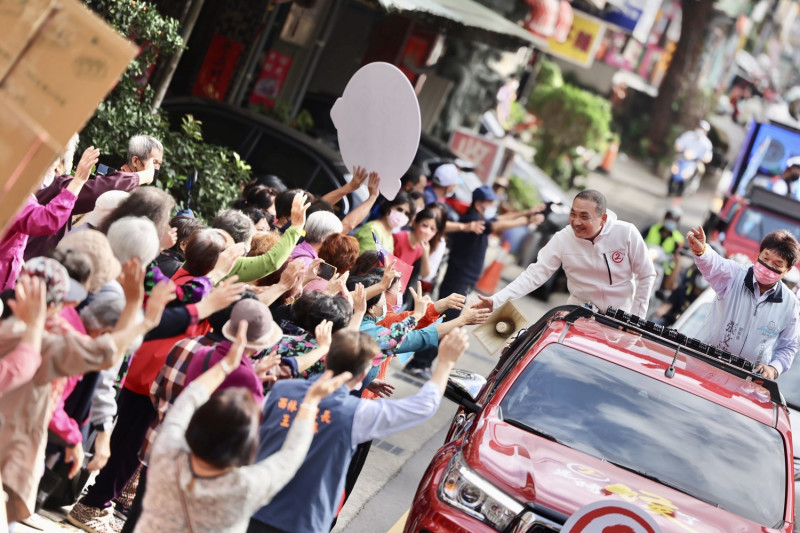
<box><xmin>705</xmin><ymin>120</ymin><xmax>800</xmax><ymax>260</ymax></box>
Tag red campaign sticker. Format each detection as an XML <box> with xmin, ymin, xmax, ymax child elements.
<box><xmin>562</xmin><ymin>500</ymin><xmax>662</xmax><ymax>533</ymax></box>
<box><xmin>611</xmin><ymin>251</ymin><xmax>624</xmax><ymax>263</ymax></box>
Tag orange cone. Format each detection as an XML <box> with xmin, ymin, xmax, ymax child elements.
<box><xmin>476</xmin><ymin>241</ymin><xmax>510</xmax><ymax>294</ymax></box>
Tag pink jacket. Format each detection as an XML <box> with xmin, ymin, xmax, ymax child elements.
<box><xmin>0</xmin><ymin>191</ymin><xmax>77</xmax><ymax>290</ymax></box>
<box><xmin>47</xmin><ymin>307</ymin><xmax>88</xmax><ymax>446</ymax></box>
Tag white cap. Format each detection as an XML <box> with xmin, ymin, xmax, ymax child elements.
<box><xmin>786</xmin><ymin>156</ymin><xmax>800</xmax><ymax>170</ymax></box>
<box><xmin>84</xmin><ymin>190</ymin><xmax>130</xmax><ymax>228</ymax></box>
<box><xmin>432</xmin><ymin>164</ymin><xmax>461</xmax><ymax>187</ymax></box>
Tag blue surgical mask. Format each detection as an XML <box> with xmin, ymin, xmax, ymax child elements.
<box><xmin>664</xmin><ymin>219</ymin><xmax>678</xmax><ymax>232</ymax></box>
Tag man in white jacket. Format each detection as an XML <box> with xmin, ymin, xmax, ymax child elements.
<box><xmin>476</xmin><ymin>190</ymin><xmax>656</xmax><ymax>316</ymax></box>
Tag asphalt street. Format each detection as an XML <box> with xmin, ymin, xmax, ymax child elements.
<box><xmin>333</xmin><ymin>154</ymin><xmax>717</xmax><ymax>533</ymax></box>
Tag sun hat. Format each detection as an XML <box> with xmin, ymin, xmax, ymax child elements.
<box><xmin>222</xmin><ymin>299</ymin><xmax>283</xmax><ymax>350</ymax></box>
<box><xmin>57</xmin><ymin>230</ymin><xmax>122</xmax><ymax>293</ymax></box>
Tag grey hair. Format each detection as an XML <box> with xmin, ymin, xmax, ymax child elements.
<box><xmin>305</xmin><ymin>211</ymin><xmax>343</xmax><ymax>244</ymax></box>
<box><xmin>80</xmin><ymin>293</ymin><xmax>125</xmax><ymax>333</ymax></box>
<box><xmin>127</xmin><ymin>134</ymin><xmax>163</xmax><ymax>164</ymax></box>
<box><xmin>574</xmin><ymin>189</ymin><xmax>607</xmax><ymax>216</ymax></box>
<box><xmin>212</xmin><ymin>209</ymin><xmax>255</xmax><ymax>244</ymax></box>
<box><xmin>107</xmin><ymin>216</ymin><xmax>160</xmax><ymax>265</ymax></box>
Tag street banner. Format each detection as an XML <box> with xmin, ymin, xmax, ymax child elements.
<box><xmin>448</xmin><ymin>129</ymin><xmax>504</xmax><ymax>184</ymax></box>
<box><xmin>547</xmin><ymin>12</ymin><xmax>606</xmax><ymax>67</ymax></box>
<box><xmin>331</xmin><ymin>62</ymin><xmax>421</xmax><ymax>200</ymax></box>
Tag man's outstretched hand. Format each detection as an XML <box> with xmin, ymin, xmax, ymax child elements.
<box><xmin>474</xmin><ymin>294</ymin><xmax>494</xmax><ymax>312</ymax></box>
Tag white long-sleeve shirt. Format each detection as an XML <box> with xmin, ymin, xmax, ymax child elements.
<box><xmin>493</xmin><ymin>210</ymin><xmax>656</xmax><ymax>316</ymax></box>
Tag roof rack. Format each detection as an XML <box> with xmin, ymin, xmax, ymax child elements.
<box><xmin>556</xmin><ymin>305</ymin><xmax>784</xmax><ymax>405</ymax></box>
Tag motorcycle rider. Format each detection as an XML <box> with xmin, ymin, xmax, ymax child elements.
<box><xmin>642</xmin><ymin>207</ymin><xmax>685</xmax><ymax>290</ymax></box>
<box><xmin>669</xmin><ymin>121</ymin><xmax>713</xmax><ymax>197</ymax></box>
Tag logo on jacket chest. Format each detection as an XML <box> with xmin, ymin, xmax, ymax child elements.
<box><xmin>611</xmin><ymin>251</ymin><xmax>624</xmax><ymax>263</ymax></box>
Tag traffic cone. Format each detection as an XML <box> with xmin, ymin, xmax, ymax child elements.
<box><xmin>475</xmin><ymin>241</ymin><xmax>510</xmax><ymax>294</ymax></box>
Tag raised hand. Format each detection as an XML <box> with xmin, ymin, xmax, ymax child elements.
<box><xmin>350</xmin><ymin>165</ymin><xmax>368</xmax><ymax>190</ymax></box>
<box><xmin>467</xmin><ymin>220</ymin><xmax>486</xmax><ymax>234</ymax></box>
<box><xmin>379</xmin><ymin>259</ymin><xmax>401</xmax><ymax>290</ymax></box>
<box><xmin>351</xmin><ymin>283</ymin><xmax>367</xmax><ymax>318</ymax></box>
<box><xmin>119</xmin><ymin>258</ymin><xmax>144</xmax><ymax>307</ymax></box>
<box><xmin>408</xmin><ymin>281</ymin><xmax>432</xmax><ymax>318</ymax></box>
<box><xmin>73</xmin><ymin>146</ymin><xmax>101</xmax><ymax>183</ymax></box>
<box><xmin>160</xmin><ymin>226</ymin><xmax>178</xmax><ymax>252</ymax></box>
<box><xmin>474</xmin><ymin>294</ymin><xmax>494</xmax><ymax>312</ymax></box>
<box><xmin>686</xmin><ymin>226</ymin><xmax>706</xmax><ymax>254</ymax></box>
<box><xmin>367</xmin><ymin>172</ymin><xmax>380</xmax><ymax>198</ymax></box>
<box><xmin>304</xmin><ymin>258</ymin><xmax>325</xmax><ymax>286</ymax></box>
<box><xmin>199</xmin><ymin>276</ymin><xmax>246</xmax><ymax>318</ymax></box>
<box><xmin>255</xmin><ymin>352</ymin><xmax>281</xmax><ymax>384</ymax></box>
<box><xmin>223</xmin><ymin>321</ymin><xmax>248</xmax><ymax>371</ymax></box>
<box><xmin>438</xmin><ymin>327</ymin><xmax>469</xmax><ymax>366</ymax></box>
<box><xmin>434</xmin><ymin>293</ymin><xmax>466</xmax><ymax>314</ymax></box>
<box><xmin>290</xmin><ymin>192</ymin><xmax>311</xmax><ymax>229</ymax></box>
<box><xmin>365</xmin><ymin>379</ymin><xmax>395</xmax><ymax>398</ymax></box>
<box><xmin>9</xmin><ymin>275</ymin><xmax>46</xmax><ymax>329</ymax></box>
<box><xmin>458</xmin><ymin>303</ymin><xmax>491</xmax><ymax>326</ymax></box>
<box><xmin>279</xmin><ymin>259</ymin><xmax>306</xmax><ymax>290</ymax></box>
<box><xmin>215</xmin><ymin>243</ymin><xmax>247</xmax><ymax>276</ymax></box>
<box><xmin>314</xmin><ymin>319</ymin><xmax>333</xmax><ymax>349</ymax></box>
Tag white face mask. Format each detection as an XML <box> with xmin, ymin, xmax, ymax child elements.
<box><xmin>483</xmin><ymin>205</ymin><xmax>498</xmax><ymax>220</ymax></box>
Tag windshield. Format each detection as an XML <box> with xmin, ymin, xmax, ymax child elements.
<box><xmin>500</xmin><ymin>344</ymin><xmax>787</xmax><ymax>527</ymax></box>
<box><xmin>734</xmin><ymin>208</ymin><xmax>800</xmax><ymax>243</ymax></box>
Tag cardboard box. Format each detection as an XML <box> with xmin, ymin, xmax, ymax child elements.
<box><xmin>0</xmin><ymin>95</ymin><xmax>60</xmax><ymax>233</ymax></box>
<box><xmin>0</xmin><ymin>0</ymin><xmax>54</xmax><ymax>79</ymax></box>
<box><xmin>0</xmin><ymin>0</ymin><xmax>137</xmax><ymax>236</ymax></box>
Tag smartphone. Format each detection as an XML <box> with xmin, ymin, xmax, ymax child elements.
<box><xmin>96</xmin><ymin>163</ymin><xmax>116</xmax><ymax>176</ymax></box>
<box><xmin>317</xmin><ymin>262</ymin><xmax>337</xmax><ymax>281</ymax></box>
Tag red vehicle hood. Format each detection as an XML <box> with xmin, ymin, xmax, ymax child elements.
<box><xmin>463</xmin><ymin>412</ymin><xmax>788</xmax><ymax>533</ymax></box>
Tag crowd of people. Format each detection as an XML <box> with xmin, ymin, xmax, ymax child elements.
<box><xmin>0</xmin><ymin>132</ymin><xmax>534</xmax><ymax>533</ymax></box>
<box><xmin>3</xmin><ymin>126</ymin><xmax>799</xmax><ymax>533</ymax></box>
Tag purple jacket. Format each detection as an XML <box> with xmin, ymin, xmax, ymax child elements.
<box><xmin>183</xmin><ymin>340</ymin><xmax>265</xmax><ymax>403</ymax></box>
<box><xmin>0</xmin><ymin>191</ymin><xmax>76</xmax><ymax>291</ymax></box>
<box><xmin>288</xmin><ymin>241</ymin><xmax>317</xmax><ymax>268</ymax></box>
<box><xmin>24</xmin><ymin>172</ymin><xmax>140</xmax><ymax>260</ymax></box>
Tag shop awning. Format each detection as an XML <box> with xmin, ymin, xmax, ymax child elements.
<box><xmin>373</xmin><ymin>0</ymin><xmax>548</xmax><ymax>49</ymax></box>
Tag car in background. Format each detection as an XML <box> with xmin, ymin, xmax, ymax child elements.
<box><xmin>673</xmin><ymin>286</ymin><xmax>800</xmax><ymax>520</ymax></box>
<box><xmin>161</xmin><ymin>97</ymin><xmax>361</xmax><ymax>213</ymax></box>
<box><xmin>405</xmin><ymin>305</ymin><xmax>794</xmax><ymax>532</ymax></box>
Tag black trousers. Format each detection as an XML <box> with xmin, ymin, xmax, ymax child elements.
<box><xmin>80</xmin><ymin>389</ymin><xmax>154</xmax><ymax>508</ymax></box>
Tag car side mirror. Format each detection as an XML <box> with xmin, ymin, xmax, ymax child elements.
<box><xmin>445</xmin><ymin>369</ymin><xmax>486</xmax><ymax>413</ymax></box>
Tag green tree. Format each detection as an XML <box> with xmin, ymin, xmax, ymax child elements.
<box><xmin>527</xmin><ymin>83</ymin><xmax>612</xmax><ymax>187</ymax></box>
<box><xmin>79</xmin><ymin>0</ymin><xmax>253</xmax><ymax>221</ymax></box>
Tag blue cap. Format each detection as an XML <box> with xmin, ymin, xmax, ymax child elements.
<box><xmin>472</xmin><ymin>185</ymin><xmax>498</xmax><ymax>202</ymax></box>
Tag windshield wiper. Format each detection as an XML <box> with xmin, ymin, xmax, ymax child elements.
<box><xmin>504</xmin><ymin>418</ymin><xmax>565</xmax><ymax>445</ymax></box>
<box><xmin>604</xmin><ymin>459</ymin><xmax>722</xmax><ymax>509</ymax></box>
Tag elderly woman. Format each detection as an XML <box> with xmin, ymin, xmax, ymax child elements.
<box><xmin>0</xmin><ymin>258</ymin><xmax>173</xmax><ymax>525</ymax></box>
<box><xmin>289</xmin><ymin>211</ymin><xmax>344</xmax><ymax>268</ymax></box>
<box><xmin>211</xmin><ymin>193</ymin><xmax>310</xmax><ymax>283</ymax></box>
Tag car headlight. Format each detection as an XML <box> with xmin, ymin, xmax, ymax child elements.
<box><xmin>439</xmin><ymin>452</ymin><xmax>523</xmax><ymax>531</ymax></box>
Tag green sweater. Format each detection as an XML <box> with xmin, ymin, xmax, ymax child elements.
<box><xmin>225</xmin><ymin>226</ymin><xmax>302</xmax><ymax>283</ymax></box>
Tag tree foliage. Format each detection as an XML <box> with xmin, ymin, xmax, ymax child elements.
<box><xmin>79</xmin><ymin>0</ymin><xmax>253</xmax><ymax>221</ymax></box>
<box><xmin>527</xmin><ymin>82</ymin><xmax>612</xmax><ymax>185</ymax></box>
